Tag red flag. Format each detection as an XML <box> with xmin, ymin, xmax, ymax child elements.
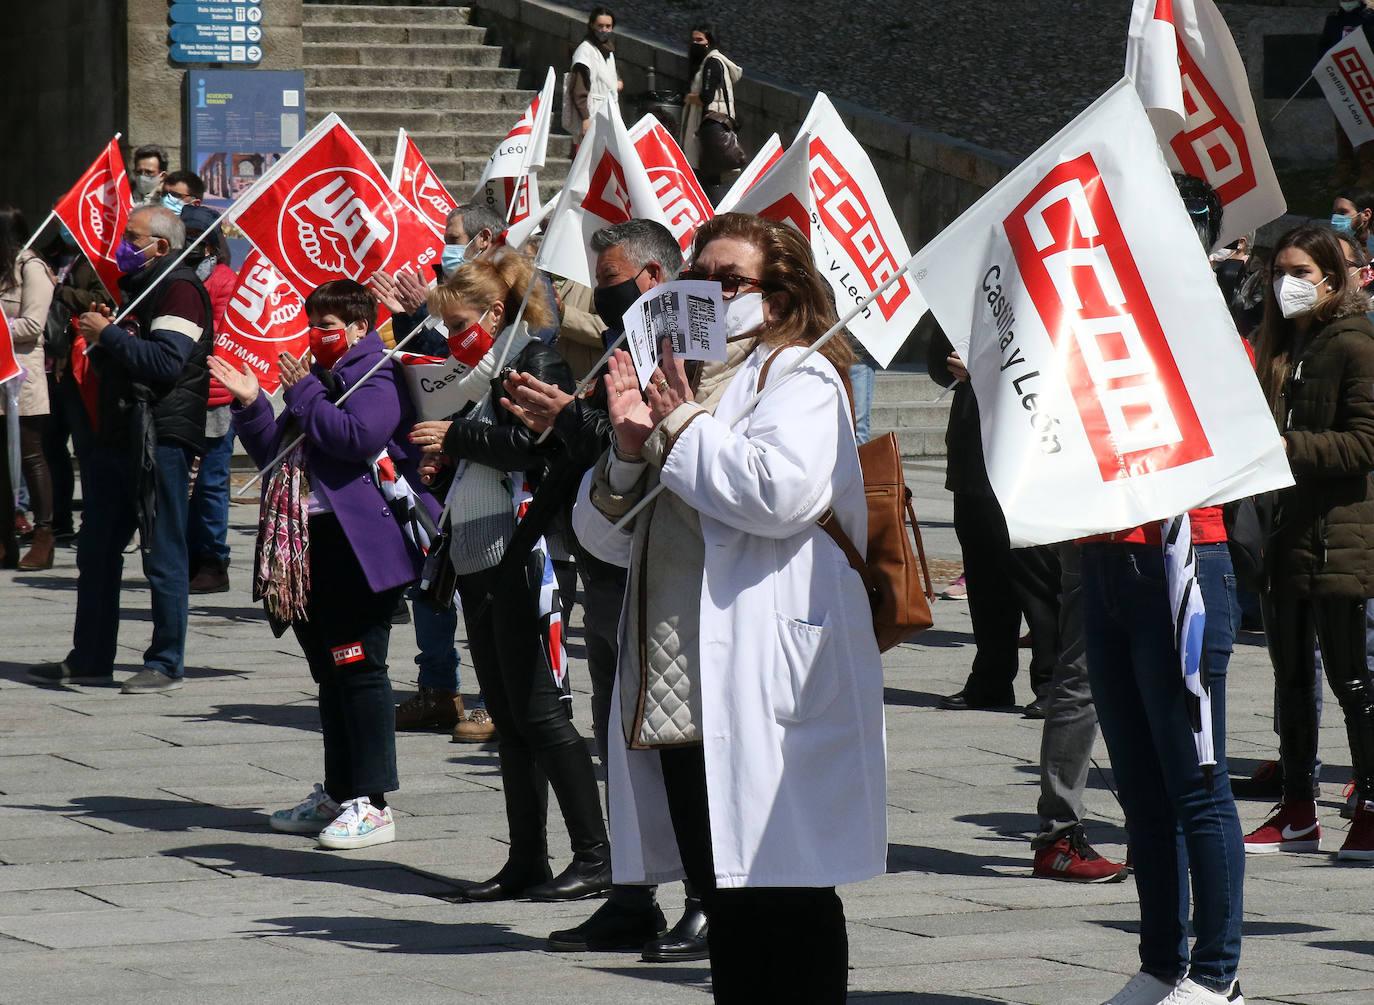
<box><xmin>69</xmin><ymin>333</ymin><xmax>100</xmax><ymax>430</ymax></box>
<box><xmin>215</xmin><ymin>249</ymin><xmax>311</xmax><ymax>395</ymax></box>
<box><xmin>52</xmin><ymin>138</ymin><xmax>131</xmax><ymax>306</ymax></box>
<box><xmin>0</xmin><ymin>310</ymin><xmax>21</xmax><ymax>386</ymax></box>
<box><xmin>224</xmin><ymin>114</ymin><xmax>443</xmax><ymax>324</ymax></box>
<box><xmin>390</xmin><ymin>129</ymin><xmax>459</xmax><ymax>237</ymax></box>
<box><xmin>627</xmin><ymin>115</ymin><xmax>714</xmax><ymax>255</ymax></box>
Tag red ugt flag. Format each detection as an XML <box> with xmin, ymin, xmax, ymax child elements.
<box><xmin>52</xmin><ymin>137</ymin><xmax>131</xmax><ymax>306</ymax></box>
<box><xmin>215</xmin><ymin>250</ymin><xmax>311</xmax><ymax>395</ymax></box>
<box><xmin>224</xmin><ymin>114</ymin><xmax>443</xmax><ymax>322</ymax></box>
<box><xmin>390</xmin><ymin>129</ymin><xmax>459</xmax><ymax>237</ymax></box>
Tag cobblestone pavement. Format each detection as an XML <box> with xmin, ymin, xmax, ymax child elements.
<box><xmin>1</xmin><ymin>463</ymin><xmax>1373</xmax><ymax>1002</ymax></box>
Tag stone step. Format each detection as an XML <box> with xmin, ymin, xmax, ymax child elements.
<box><xmin>871</xmin><ymin>426</ymin><xmax>946</xmax><ymax>459</ymax></box>
<box><xmin>304</xmin><ymin>65</ymin><xmax>521</xmax><ymax>90</ymax></box>
<box><xmin>870</xmin><ymin>403</ymin><xmax>952</xmax><ymax>431</ymax></box>
<box><xmin>341</xmin><ymin>126</ymin><xmax>572</xmax><ymax>163</ymax></box>
<box><xmin>873</xmin><ymin>371</ymin><xmax>948</xmax><ymax>405</ymax></box>
<box><xmin>312</xmin><ymin>106</ymin><xmax>530</xmax><ymax>135</ymax></box>
<box><xmin>303</xmin><ymin>23</ymin><xmax>487</xmax><ymax>46</ymax></box>
<box><xmin>303</xmin><ymin>4</ymin><xmax>473</xmax><ymax>26</ymax></box>
<box><xmin>302</xmin><ymin>42</ymin><xmax>502</xmax><ymax>68</ymax></box>
<box><xmin>307</xmin><ymin>86</ymin><xmax>535</xmax><ymax>112</ymax></box>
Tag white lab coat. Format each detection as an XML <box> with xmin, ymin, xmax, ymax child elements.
<box><xmin>572</xmin><ymin>343</ymin><xmax>888</xmax><ymax>889</ymax></box>
<box><xmin>568</xmin><ymin>39</ymin><xmax>619</xmax><ymax>125</ymax></box>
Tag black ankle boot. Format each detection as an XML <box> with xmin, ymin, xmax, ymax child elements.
<box><xmin>641</xmin><ymin>896</ymin><xmax>709</xmax><ymax>962</ymax></box>
<box><xmin>547</xmin><ymin>895</ymin><xmax>665</xmax><ymax>950</ymax></box>
<box><xmin>460</xmin><ymin>858</ymin><xmax>552</xmax><ymax>903</ymax></box>
<box><xmin>525</xmin><ymin>739</ymin><xmax>611</xmax><ymax>901</ymax></box>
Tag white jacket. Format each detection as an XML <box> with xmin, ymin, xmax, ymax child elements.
<box><xmin>573</xmin><ymin>343</ymin><xmax>888</xmax><ymax>888</ymax></box>
<box><xmin>567</xmin><ymin>39</ymin><xmax>619</xmax><ymax>128</ymax></box>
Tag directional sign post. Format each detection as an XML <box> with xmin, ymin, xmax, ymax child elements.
<box><xmin>169</xmin><ymin>0</ymin><xmax>265</xmax><ymax>64</ymax></box>
<box><xmin>169</xmin><ymin>2</ymin><xmax>263</xmax><ymax>24</ymax></box>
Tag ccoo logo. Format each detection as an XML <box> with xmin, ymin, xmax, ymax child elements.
<box><xmin>279</xmin><ymin>168</ymin><xmax>396</xmax><ymax>282</ymax></box>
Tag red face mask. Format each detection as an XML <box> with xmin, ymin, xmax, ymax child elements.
<box><xmin>309</xmin><ymin>325</ymin><xmax>350</xmax><ymax>369</ymax></box>
<box><xmin>446</xmin><ymin>309</ymin><xmax>495</xmax><ymax>367</ymax></box>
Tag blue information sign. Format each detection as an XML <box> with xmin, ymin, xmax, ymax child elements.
<box><xmin>170</xmin><ymin>41</ymin><xmax>263</xmax><ymax>64</ymax></box>
<box><xmin>169</xmin><ymin>2</ymin><xmax>263</xmax><ymax>25</ymax></box>
<box><xmin>170</xmin><ymin>23</ymin><xmax>263</xmax><ymax>45</ymax></box>
<box><xmin>186</xmin><ymin>70</ymin><xmax>305</xmax><ymax>264</ymax></box>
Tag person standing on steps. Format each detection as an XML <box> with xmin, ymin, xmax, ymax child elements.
<box><xmin>565</xmin><ymin>6</ymin><xmax>622</xmax><ymax>153</ymax></box>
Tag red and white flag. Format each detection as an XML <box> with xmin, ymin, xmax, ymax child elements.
<box><xmin>910</xmin><ymin>79</ymin><xmax>1292</xmax><ymax>546</ymax></box>
<box><xmin>222</xmin><ymin>114</ymin><xmax>443</xmax><ymax>322</ymax></box>
<box><xmin>718</xmin><ymin>94</ymin><xmax>926</xmax><ymax>367</ymax></box>
<box><xmin>627</xmin><ymin>114</ymin><xmax>714</xmax><ymax>255</ymax></box>
<box><xmin>52</xmin><ymin>137</ymin><xmax>131</xmax><ymax>305</ymax></box>
<box><xmin>1314</xmin><ymin>27</ymin><xmax>1374</xmax><ymax>147</ymax></box>
<box><xmin>215</xmin><ymin>250</ymin><xmax>311</xmax><ymax>395</ymax></box>
<box><xmin>0</xmin><ymin>310</ymin><xmax>21</xmax><ymax>386</ymax></box>
<box><xmin>1126</xmin><ymin>0</ymin><xmax>1286</xmax><ymax>245</ymax></box>
<box><xmin>390</xmin><ymin>129</ymin><xmax>459</xmax><ymax>237</ymax></box>
<box><xmin>716</xmin><ymin>133</ymin><xmax>782</xmax><ymax>212</ymax></box>
<box><xmin>474</xmin><ymin>68</ymin><xmax>555</xmax><ymax>224</ymax></box>
<box><xmin>537</xmin><ymin>100</ymin><xmax>670</xmax><ymax>288</ymax></box>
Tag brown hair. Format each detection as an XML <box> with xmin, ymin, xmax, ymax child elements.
<box><xmin>688</xmin><ymin>213</ymin><xmax>856</xmax><ymax>374</ymax></box>
<box><xmin>426</xmin><ymin>249</ymin><xmax>554</xmax><ymax>333</ymax></box>
<box><xmin>305</xmin><ymin>279</ymin><xmax>377</xmax><ymax>331</ymax></box>
<box><xmin>1255</xmin><ymin>224</ymin><xmax>1372</xmax><ymax>420</ymax></box>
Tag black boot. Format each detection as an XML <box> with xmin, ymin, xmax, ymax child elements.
<box><xmin>524</xmin><ymin>739</ymin><xmax>612</xmax><ymax>901</ymax></box>
<box><xmin>461</xmin><ymin>745</ymin><xmax>551</xmax><ymax>902</ymax></box>
<box><xmin>642</xmin><ymin>894</ymin><xmax>709</xmax><ymax>962</ymax></box>
<box><xmin>547</xmin><ymin>894</ymin><xmax>666</xmax><ymax>951</ymax></box>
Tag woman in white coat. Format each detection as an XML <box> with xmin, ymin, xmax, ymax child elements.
<box><xmin>572</xmin><ymin>213</ymin><xmax>886</xmax><ymax>1002</ymax></box>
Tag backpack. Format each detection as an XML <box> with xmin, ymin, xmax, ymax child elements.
<box><xmin>758</xmin><ymin>346</ymin><xmax>934</xmax><ymax>651</ymax></box>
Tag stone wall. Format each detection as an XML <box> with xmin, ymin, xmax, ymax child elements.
<box><xmin>470</xmin><ymin>0</ymin><xmax>1018</xmax><ymax>254</ymax></box>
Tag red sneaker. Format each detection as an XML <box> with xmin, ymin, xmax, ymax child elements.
<box><xmin>1032</xmin><ymin>828</ymin><xmax>1127</xmax><ymax>883</ymax></box>
<box><xmin>1338</xmin><ymin>798</ymin><xmax>1374</xmax><ymax>861</ymax></box>
<box><xmin>1244</xmin><ymin>801</ymin><xmax>1320</xmax><ymax>854</ymax></box>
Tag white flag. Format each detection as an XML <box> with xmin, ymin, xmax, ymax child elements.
<box><xmin>1126</xmin><ymin>0</ymin><xmax>1285</xmax><ymax>246</ymax></box>
<box><xmin>1314</xmin><ymin>28</ymin><xmax>1374</xmax><ymax>147</ymax></box>
<box><xmin>910</xmin><ymin>79</ymin><xmax>1292</xmax><ymax>547</ymax></box>
<box><xmin>716</xmin><ymin>133</ymin><xmax>783</xmax><ymax>213</ymax></box>
<box><xmin>474</xmin><ymin>68</ymin><xmax>555</xmax><ymax>221</ymax></box>
<box><xmin>536</xmin><ymin>100</ymin><xmax>670</xmax><ymax>287</ymax></box>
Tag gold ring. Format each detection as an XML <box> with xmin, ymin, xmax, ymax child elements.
<box><xmin>656</xmin><ymin>379</ymin><xmax>670</xmax><ymax>393</ymax></box>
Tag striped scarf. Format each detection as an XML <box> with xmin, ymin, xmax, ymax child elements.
<box><xmin>254</xmin><ymin>439</ymin><xmax>311</xmax><ymax>624</ymax></box>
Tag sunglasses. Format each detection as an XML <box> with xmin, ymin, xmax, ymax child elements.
<box><xmin>680</xmin><ymin>269</ymin><xmax>771</xmax><ymax>297</ymax></box>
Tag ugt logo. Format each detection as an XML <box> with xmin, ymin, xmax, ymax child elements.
<box><xmin>1003</xmin><ymin>152</ymin><xmax>1212</xmax><ymax>481</ymax></box>
<box><xmin>282</xmin><ymin>169</ymin><xmax>395</xmax><ymax>281</ymax></box>
<box><xmin>227</xmin><ymin>256</ymin><xmax>306</xmax><ymax>344</ymax></box>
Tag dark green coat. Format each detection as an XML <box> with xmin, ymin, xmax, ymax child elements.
<box><xmin>1271</xmin><ymin>313</ymin><xmax>1374</xmax><ymax>598</ymax></box>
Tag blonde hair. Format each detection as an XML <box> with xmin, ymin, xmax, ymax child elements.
<box><xmin>426</xmin><ymin>250</ymin><xmax>554</xmax><ymax>333</ymax></box>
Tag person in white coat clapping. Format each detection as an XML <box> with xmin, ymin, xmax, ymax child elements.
<box><xmin>571</xmin><ymin>213</ymin><xmax>887</xmax><ymax>1002</ymax></box>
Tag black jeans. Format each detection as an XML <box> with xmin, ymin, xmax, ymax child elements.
<box><xmin>43</xmin><ymin>370</ymin><xmax>94</xmax><ymax>535</ymax></box>
<box><xmin>659</xmin><ymin>746</ymin><xmax>848</xmax><ymax>1003</ymax></box>
<box><xmin>953</xmin><ymin>491</ymin><xmax>1057</xmax><ymax>699</ymax></box>
<box><xmin>291</xmin><ymin>515</ymin><xmax>401</xmax><ymax>800</ymax></box>
<box><xmin>1264</xmin><ymin>591</ymin><xmax>1374</xmax><ymax>801</ymax></box>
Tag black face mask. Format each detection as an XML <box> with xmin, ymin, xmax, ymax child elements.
<box><xmin>594</xmin><ymin>271</ymin><xmax>645</xmax><ymax>329</ymax></box>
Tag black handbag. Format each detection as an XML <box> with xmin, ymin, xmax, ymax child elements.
<box><xmin>696</xmin><ymin>59</ymin><xmax>748</xmax><ymax>175</ymax></box>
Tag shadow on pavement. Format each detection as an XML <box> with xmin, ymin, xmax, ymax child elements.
<box><xmin>172</xmin><ymin>702</ymin><xmax>321</xmax><ymax>731</ymax></box>
<box><xmin>592</xmin><ymin>963</ymin><xmax>711</xmax><ymax>990</ymax></box>
<box><xmin>252</xmin><ymin>913</ymin><xmax>542</xmax><ymax>954</ymax></box>
<box><xmin>5</xmin><ymin>794</ymin><xmax>265</xmax><ymax>831</ymax></box>
<box><xmin>902</xmin><ymin>629</ymin><xmax>973</xmax><ymax>649</ymax></box>
<box><xmin>886</xmin><ymin>843</ymin><xmax>1026</xmax><ymax>877</ymax></box>
<box><xmin>172</xmin><ymin>841</ymin><xmax>460</xmax><ymax>895</ymax></box>
<box><xmin>851</xmin><ymin>995</ymin><xmax>1005</xmax><ymax>1003</ymax></box>
<box><xmin>883</xmin><ymin>687</ymin><xmax>947</xmax><ymax>709</ymax></box>
<box><xmin>1311</xmin><ymin>939</ymin><xmax>1374</xmax><ymax>955</ymax></box>
<box><xmin>954</xmin><ymin>810</ymin><xmax>1044</xmax><ymax>841</ymax></box>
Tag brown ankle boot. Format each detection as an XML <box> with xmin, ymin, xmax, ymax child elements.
<box><xmin>18</xmin><ymin>528</ymin><xmax>54</xmax><ymax>571</ymax></box>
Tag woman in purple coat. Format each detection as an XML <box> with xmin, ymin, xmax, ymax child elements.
<box><xmin>209</xmin><ymin>279</ymin><xmax>435</xmax><ymax>850</ymax></box>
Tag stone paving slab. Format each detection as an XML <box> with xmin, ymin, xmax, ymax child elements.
<box><xmin>0</xmin><ymin>462</ymin><xmax>1370</xmax><ymax>1002</ymax></box>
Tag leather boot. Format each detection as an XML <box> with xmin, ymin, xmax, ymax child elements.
<box><xmin>641</xmin><ymin>895</ymin><xmax>710</xmax><ymax>962</ymax></box>
<box><xmin>461</xmin><ymin>745</ymin><xmax>551</xmax><ymax>902</ymax></box>
<box><xmin>18</xmin><ymin>528</ymin><xmax>54</xmax><ymax>571</ymax></box>
<box><xmin>547</xmin><ymin>896</ymin><xmax>666</xmax><ymax>951</ymax></box>
<box><xmin>524</xmin><ymin>740</ymin><xmax>612</xmax><ymax>901</ymax></box>
<box><xmin>188</xmin><ymin>555</ymin><xmax>230</xmax><ymax>593</ymax></box>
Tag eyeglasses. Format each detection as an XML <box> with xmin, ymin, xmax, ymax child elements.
<box><xmin>164</xmin><ymin>190</ymin><xmax>197</xmax><ymax>203</ymax></box>
<box><xmin>133</xmin><ymin>168</ymin><xmax>161</xmax><ymax>178</ymax></box>
<box><xmin>121</xmin><ymin>229</ymin><xmax>151</xmax><ymax>243</ymax></box>
<box><xmin>680</xmin><ymin>269</ymin><xmax>769</xmax><ymax>297</ymax></box>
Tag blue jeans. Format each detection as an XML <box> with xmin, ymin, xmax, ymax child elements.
<box><xmin>849</xmin><ymin>360</ymin><xmax>875</xmax><ymax>445</ymax></box>
<box><xmin>407</xmin><ymin>583</ymin><xmax>461</xmax><ymax>692</ymax></box>
<box><xmin>70</xmin><ymin>443</ymin><xmax>194</xmax><ymax>680</ymax></box>
<box><xmin>187</xmin><ymin>429</ymin><xmax>234</xmax><ymax>564</ymax></box>
<box><xmin>1081</xmin><ymin>542</ymin><xmax>1244</xmax><ymax>993</ymax></box>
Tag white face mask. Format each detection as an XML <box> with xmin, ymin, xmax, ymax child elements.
<box><xmin>723</xmin><ymin>291</ymin><xmax>766</xmax><ymax>338</ymax></box>
<box><xmin>1273</xmin><ymin>274</ymin><xmax>1323</xmax><ymax>319</ymax></box>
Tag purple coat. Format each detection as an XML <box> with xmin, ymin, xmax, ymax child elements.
<box><xmin>232</xmin><ymin>331</ymin><xmax>440</xmax><ymax>594</ymax></box>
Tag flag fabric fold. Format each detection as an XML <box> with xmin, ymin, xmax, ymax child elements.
<box><xmin>627</xmin><ymin>114</ymin><xmax>715</xmax><ymax>255</ymax></box>
<box><xmin>216</xmin><ymin>250</ymin><xmax>311</xmax><ymax>395</ymax></box>
<box><xmin>474</xmin><ymin>68</ymin><xmax>555</xmax><ymax>224</ymax></box>
<box><xmin>1162</xmin><ymin>513</ymin><xmax>1214</xmax><ymax>775</ymax></box>
<box><xmin>52</xmin><ymin>137</ymin><xmax>131</xmax><ymax>305</ymax></box>
<box><xmin>390</xmin><ymin>129</ymin><xmax>460</xmax><ymax>237</ymax></box>
<box><xmin>509</xmin><ymin>473</ymin><xmax>568</xmax><ymax>701</ymax></box>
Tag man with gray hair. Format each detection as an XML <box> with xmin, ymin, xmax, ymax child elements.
<box><xmin>498</xmin><ymin>218</ymin><xmax>706</xmax><ymax>962</ymax></box>
<box><xmin>28</xmin><ymin>205</ymin><xmax>215</xmax><ymax>695</ymax></box>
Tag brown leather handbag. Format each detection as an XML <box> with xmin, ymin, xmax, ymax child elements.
<box><xmin>757</xmin><ymin>348</ymin><xmax>935</xmax><ymax>651</ymax></box>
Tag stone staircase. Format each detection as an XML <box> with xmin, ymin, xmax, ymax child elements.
<box><xmin>302</xmin><ymin>3</ymin><xmax>572</xmax><ymax>201</ymax></box>
<box><xmin>871</xmin><ymin>371</ymin><xmax>951</xmax><ymax>458</ymax></box>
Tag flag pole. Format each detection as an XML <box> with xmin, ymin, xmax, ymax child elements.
<box><xmin>20</xmin><ymin>210</ymin><xmax>58</xmax><ymax>254</ymax></box>
<box><xmin>532</xmin><ymin>331</ymin><xmax>629</xmax><ymax>444</ymax></box>
<box><xmin>234</xmin><ymin>320</ymin><xmax>434</xmax><ymax>497</ymax></box>
<box><xmin>1270</xmin><ymin>73</ymin><xmax>1312</xmax><ymax>121</ymax></box>
<box><xmin>609</xmin><ymin>259</ymin><xmax>916</xmax><ymax>532</ymax></box>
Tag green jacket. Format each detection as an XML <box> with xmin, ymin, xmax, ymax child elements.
<box><xmin>1271</xmin><ymin>312</ymin><xmax>1374</xmax><ymax>598</ymax></box>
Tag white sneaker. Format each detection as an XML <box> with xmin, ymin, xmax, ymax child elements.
<box><xmin>1102</xmin><ymin>971</ymin><xmax>1178</xmax><ymax>1005</ymax></box>
<box><xmin>1160</xmin><ymin>978</ymin><xmax>1244</xmax><ymax>1004</ymax></box>
<box><xmin>269</xmin><ymin>783</ymin><xmax>340</xmax><ymax>834</ymax></box>
<box><xmin>317</xmin><ymin>797</ymin><xmax>395</xmax><ymax>850</ymax></box>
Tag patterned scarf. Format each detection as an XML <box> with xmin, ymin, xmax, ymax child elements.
<box><xmin>254</xmin><ymin>438</ymin><xmax>311</xmax><ymax>624</ymax></box>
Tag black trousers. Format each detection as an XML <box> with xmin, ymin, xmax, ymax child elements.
<box><xmin>659</xmin><ymin>746</ymin><xmax>848</xmax><ymax>1004</ymax></box>
<box><xmin>1263</xmin><ymin>591</ymin><xmax>1374</xmax><ymax>800</ymax></box>
<box><xmin>291</xmin><ymin>515</ymin><xmax>401</xmax><ymax>800</ymax></box>
<box><xmin>953</xmin><ymin>490</ymin><xmax>1058</xmax><ymax>699</ymax></box>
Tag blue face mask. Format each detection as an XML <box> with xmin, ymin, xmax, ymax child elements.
<box><xmin>1332</xmin><ymin>213</ymin><xmax>1356</xmax><ymax>235</ymax></box>
<box><xmin>161</xmin><ymin>194</ymin><xmax>185</xmax><ymax>216</ymax></box>
<box><xmin>440</xmin><ymin>240</ymin><xmax>470</xmax><ymax>277</ymax></box>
